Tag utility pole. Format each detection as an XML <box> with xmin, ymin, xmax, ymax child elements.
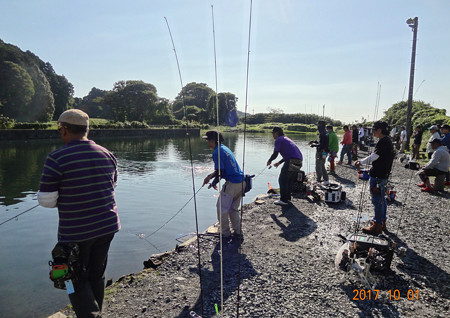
<box><xmin>405</xmin><ymin>17</ymin><xmax>418</xmax><ymax>151</ymax></box>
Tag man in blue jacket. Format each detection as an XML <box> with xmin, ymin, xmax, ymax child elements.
<box><xmin>203</xmin><ymin>131</ymin><xmax>245</xmax><ymax>243</ymax></box>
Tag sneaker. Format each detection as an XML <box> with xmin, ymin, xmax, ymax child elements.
<box><xmin>421</xmin><ymin>186</ymin><xmax>434</xmax><ymax>193</ymax></box>
<box><xmin>274</xmin><ymin>200</ymin><xmax>289</xmax><ymax>206</ymax></box>
<box><xmin>322</xmin><ymin>180</ymin><xmax>330</xmax><ymax>186</ymax></box>
<box><xmin>416</xmin><ymin>183</ymin><xmax>426</xmax><ymax>188</ymax></box>
<box><xmin>337</xmin><ymin>161</ymin><xmax>343</xmax><ymax>165</ymax></box>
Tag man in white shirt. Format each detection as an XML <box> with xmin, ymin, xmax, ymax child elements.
<box><xmin>426</xmin><ymin>125</ymin><xmax>441</xmax><ymax>159</ymax></box>
<box><xmin>417</xmin><ymin>138</ymin><xmax>450</xmax><ymax>193</ymax></box>
<box><xmin>399</xmin><ymin>126</ymin><xmax>407</xmax><ymax>153</ymax></box>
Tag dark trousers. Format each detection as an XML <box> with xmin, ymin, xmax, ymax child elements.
<box><xmin>69</xmin><ymin>233</ymin><xmax>115</xmax><ymax>318</ymax></box>
<box><xmin>279</xmin><ymin>160</ymin><xmax>297</xmax><ymax>202</ymax></box>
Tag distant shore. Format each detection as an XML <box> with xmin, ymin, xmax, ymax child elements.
<box><xmin>0</xmin><ymin>128</ymin><xmax>199</xmax><ymax>141</ymax></box>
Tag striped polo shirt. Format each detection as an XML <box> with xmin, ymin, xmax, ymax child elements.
<box><xmin>39</xmin><ymin>140</ymin><xmax>120</xmax><ymax>242</ymax></box>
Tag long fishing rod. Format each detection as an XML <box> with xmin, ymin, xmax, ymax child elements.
<box><xmin>0</xmin><ymin>204</ymin><xmax>39</xmax><ymax>227</ymax></box>
<box><xmin>164</xmin><ymin>16</ymin><xmax>204</xmax><ymax>316</ymax></box>
<box><xmin>210</xmin><ymin>5</ymin><xmax>226</xmax><ymax>316</ymax></box>
<box><xmin>237</xmin><ymin>1</ymin><xmax>253</xmax><ymax>317</ymax></box>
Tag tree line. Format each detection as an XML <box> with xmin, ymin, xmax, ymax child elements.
<box><xmin>1</xmin><ymin>39</ymin><xmax>449</xmax><ymax>130</ymax></box>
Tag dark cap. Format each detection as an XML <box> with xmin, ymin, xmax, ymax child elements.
<box><xmin>373</xmin><ymin>121</ymin><xmax>388</xmax><ymax>131</ymax></box>
<box><xmin>326</xmin><ymin>125</ymin><xmax>333</xmax><ymax>130</ymax></box>
<box><xmin>202</xmin><ymin>130</ymin><xmax>224</xmax><ymax>143</ymax></box>
<box><xmin>441</xmin><ymin>124</ymin><xmax>450</xmax><ymax>130</ymax></box>
<box><xmin>272</xmin><ymin>127</ymin><xmax>284</xmax><ymax>135</ymax></box>
<box><xmin>430</xmin><ymin>138</ymin><xmax>442</xmax><ymax>144</ymax></box>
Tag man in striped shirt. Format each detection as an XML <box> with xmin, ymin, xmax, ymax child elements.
<box><xmin>38</xmin><ymin>109</ymin><xmax>120</xmax><ymax>317</ymax></box>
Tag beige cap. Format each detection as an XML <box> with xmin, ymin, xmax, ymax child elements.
<box><xmin>58</xmin><ymin>109</ymin><xmax>89</xmax><ymax>127</ymax></box>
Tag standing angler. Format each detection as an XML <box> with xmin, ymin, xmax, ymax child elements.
<box><xmin>355</xmin><ymin>121</ymin><xmax>394</xmax><ymax>235</ymax></box>
<box><xmin>309</xmin><ymin>121</ymin><xmax>330</xmax><ymax>185</ymax></box>
<box><xmin>38</xmin><ymin>109</ymin><xmax>120</xmax><ymax>318</ymax></box>
<box><xmin>203</xmin><ymin>130</ymin><xmax>245</xmax><ymax>243</ymax></box>
<box><xmin>326</xmin><ymin>125</ymin><xmax>339</xmax><ymax>174</ymax></box>
<box><xmin>267</xmin><ymin>127</ymin><xmax>303</xmax><ymax>206</ymax></box>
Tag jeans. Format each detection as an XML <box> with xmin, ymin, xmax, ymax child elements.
<box><xmin>369</xmin><ymin>177</ymin><xmax>387</xmax><ymax>224</ymax></box>
<box><xmin>339</xmin><ymin>144</ymin><xmax>352</xmax><ymax>164</ymax></box>
<box><xmin>329</xmin><ymin>151</ymin><xmax>337</xmax><ymax>172</ymax></box>
<box><xmin>279</xmin><ymin>160</ymin><xmax>298</xmax><ymax>202</ymax></box>
<box><xmin>69</xmin><ymin>233</ymin><xmax>115</xmax><ymax>318</ymax></box>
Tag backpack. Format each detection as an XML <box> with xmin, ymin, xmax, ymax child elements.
<box><xmin>243</xmin><ymin>174</ymin><xmax>255</xmax><ymax>196</ymax></box>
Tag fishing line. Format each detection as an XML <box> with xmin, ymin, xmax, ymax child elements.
<box><xmin>0</xmin><ymin>204</ymin><xmax>39</xmax><ymax>227</ymax></box>
<box><xmin>237</xmin><ymin>1</ymin><xmax>253</xmax><ymax>317</ymax></box>
<box><xmin>164</xmin><ymin>16</ymin><xmax>204</xmax><ymax>316</ymax></box>
<box><xmin>140</xmin><ymin>186</ymin><xmax>205</xmax><ymax>239</ymax></box>
<box><xmin>211</xmin><ymin>5</ymin><xmax>225</xmax><ymax>316</ymax></box>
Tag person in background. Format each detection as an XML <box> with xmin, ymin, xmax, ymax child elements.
<box><xmin>355</xmin><ymin>121</ymin><xmax>394</xmax><ymax>235</ymax></box>
<box><xmin>417</xmin><ymin>138</ymin><xmax>450</xmax><ymax>193</ymax></box>
<box><xmin>439</xmin><ymin>124</ymin><xmax>450</xmax><ymax>186</ymax></box>
<box><xmin>309</xmin><ymin>121</ymin><xmax>329</xmax><ymax>185</ymax></box>
<box><xmin>351</xmin><ymin>125</ymin><xmax>359</xmax><ymax>160</ymax></box>
<box><xmin>399</xmin><ymin>126</ymin><xmax>407</xmax><ymax>153</ymax></box>
<box><xmin>358</xmin><ymin>124</ymin><xmax>365</xmax><ymax>147</ymax></box>
<box><xmin>267</xmin><ymin>127</ymin><xmax>303</xmax><ymax>206</ymax></box>
<box><xmin>337</xmin><ymin>125</ymin><xmax>352</xmax><ymax>165</ymax></box>
<box><xmin>38</xmin><ymin>109</ymin><xmax>120</xmax><ymax>318</ymax></box>
<box><xmin>426</xmin><ymin>125</ymin><xmax>441</xmax><ymax>159</ymax></box>
<box><xmin>203</xmin><ymin>130</ymin><xmax>245</xmax><ymax>243</ymax></box>
<box><xmin>327</xmin><ymin>125</ymin><xmax>338</xmax><ymax>174</ymax></box>
<box><xmin>411</xmin><ymin>125</ymin><xmax>423</xmax><ymax>160</ymax></box>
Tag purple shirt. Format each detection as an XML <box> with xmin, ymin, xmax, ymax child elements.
<box><xmin>274</xmin><ymin>136</ymin><xmax>303</xmax><ymax>161</ymax></box>
<box><xmin>39</xmin><ymin>140</ymin><xmax>120</xmax><ymax>242</ymax></box>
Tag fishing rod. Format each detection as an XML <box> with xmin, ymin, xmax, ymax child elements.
<box><xmin>236</xmin><ymin>1</ymin><xmax>253</xmax><ymax>317</ymax></box>
<box><xmin>164</xmin><ymin>16</ymin><xmax>205</xmax><ymax>316</ymax></box>
<box><xmin>210</xmin><ymin>5</ymin><xmax>226</xmax><ymax>316</ymax></box>
<box><xmin>0</xmin><ymin>204</ymin><xmax>39</xmax><ymax>227</ymax></box>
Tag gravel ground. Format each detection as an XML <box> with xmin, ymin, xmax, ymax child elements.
<box><xmin>59</xmin><ymin>149</ymin><xmax>449</xmax><ymax>318</ymax></box>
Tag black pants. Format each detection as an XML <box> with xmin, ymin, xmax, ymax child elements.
<box><xmin>69</xmin><ymin>233</ymin><xmax>115</xmax><ymax>318</ymax></box>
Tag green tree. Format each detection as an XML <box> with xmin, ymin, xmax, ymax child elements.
<box><xmin>207</xmin><ymin>92</ymin><xmax>238</xmax><ymax>124</ymax></box>
<box><xmin>78</xmin><ymin>87</ymin><xmax>110</xmax><ymax>118</ymax></box>
<box><xmin>40</xmin><ymin>62</ymin><xmax>74</xmax><ymax>119</ymax></box>
<box><xmin>0</xmin><ymin>61</ymin><xmax>35</xmax><ymax>120</ymax></box>
<box><xmin>172</xmin><ymin>82</ymin><xmax>215</xmax><ymax>120</ymax></box>
<box><xmin>104</xmin><ymin>80</ymin><xmax>158</xmax><ymax>122</ymax></box>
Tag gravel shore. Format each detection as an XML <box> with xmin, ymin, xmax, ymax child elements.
<box><xmin>59</xmin><ymin>148</ymin><xmax>449</xmax><ymax>318</ymax></box>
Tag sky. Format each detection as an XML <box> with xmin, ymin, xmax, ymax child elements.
<box><xmin>1</xmin><ymin>0</ymin><xmax>449</xmax><ymax>123</ymax></box>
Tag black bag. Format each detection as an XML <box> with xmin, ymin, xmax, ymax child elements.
<box><xmin>243</xmin><ymin>174</ymin><xmax>255</xmax><ymax>196</ymax></box>
<box><xmin>49</xmin><ymin>242</ymin><xmax>83</xmax><ymax>290</ymax></box>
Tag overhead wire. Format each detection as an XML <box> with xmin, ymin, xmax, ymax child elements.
<box><xmin>164</xmin><ymin>16</ymin><xmax>205</xmax><ymax>316</ymax></box>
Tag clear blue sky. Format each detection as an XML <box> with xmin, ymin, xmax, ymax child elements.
<box><xmin>1</xmin><ymin>0</ymin><xmax>449</xmax><ymax>123</ymax></box>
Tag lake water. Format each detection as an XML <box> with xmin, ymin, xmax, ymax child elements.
<box><xmin>0</xmin><ymin>132</ymin><xmax>315</xmax><ymax>317</ymax></box>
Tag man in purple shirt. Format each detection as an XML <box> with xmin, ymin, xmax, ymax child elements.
<box><xmin>38</xmin><ymin>109</ymin><xmax>120</xmax><ymax>317</ymax></box>
<box><xmin>267</xmin><ymin>127</ymin><xmax>303</xmax><ymax>206</ymax></box>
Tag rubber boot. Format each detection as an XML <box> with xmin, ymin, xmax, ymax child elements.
<box><xmin>362</xmin><ymin>222</ymin><xmax>383</xmax><ymax>235</ymax></box>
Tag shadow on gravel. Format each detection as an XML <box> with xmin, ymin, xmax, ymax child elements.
<box><xmin>177</xmin><ymin>241</ymin><xmax>257</xmax><ymax>318</ymax></box>
<box><xmin>269</xmin><ymin>205</ymin><xmax>317</xmax><ymax>242</ymax></box>
<box><xmin>332</xmin><ymin>174</ymin><xmax>356</xmax><ymax>186</ymax></box>
<box><xmin>386</xmin><ymin>232</ymin><xmax>450</xmax><ymax>299</ymax></box>
<box><xmin>340</xmin><ymin>284</ymin><xmax>401</xmax><ymax>317</ymax></box>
